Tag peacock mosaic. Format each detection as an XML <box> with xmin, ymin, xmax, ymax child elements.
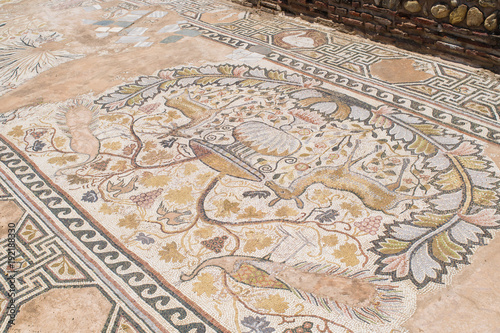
<box><xmin>2</xmin><ymin>63</ymin><xmax>500</xmax><ymax>332</ymax></box>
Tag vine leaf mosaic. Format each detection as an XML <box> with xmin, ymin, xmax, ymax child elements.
<box><xmin>97</xmin><ymin>65</ymin><xmax>306</xmax><ymax>112</ymax></box>
<box><xmin>3</xmin><ymin>63</ymin><xmax>500</xmax><ymax>332</ymax></box>
<box><xmin>95</xmin><ymin>65</ymin><xmax>500</xmax><ymax>289</ymax></box>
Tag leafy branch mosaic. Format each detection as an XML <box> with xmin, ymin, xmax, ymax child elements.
<box><xmin>2</xmin><ymin>64</ymin><xmax>499</xmax><ymax>332</ymax></box>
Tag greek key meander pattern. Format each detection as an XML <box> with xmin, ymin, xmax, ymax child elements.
<box><xmin>167</xmin><ymin>0</ymin><xmax>500</xmax><ymax>140</ymax></box>
<box><xmin>2</xmin><ymin>61</ymin><xmax>500</xmax><ymax>332</ymax></box>
<box><xmin>1</xmin><ymin>0</ymin><xmax>500</xmax><ymax>332</ymax></box>
<box><xmin>0</xmin><ymin>141</ymin><xmax>222</xmax><ymax>333</ymax></box>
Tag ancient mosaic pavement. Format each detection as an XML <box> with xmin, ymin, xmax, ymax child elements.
<box><xmin>1</xmin><ymin>0</ymin><xmax>500</xmax><ymax>332</ymax></box>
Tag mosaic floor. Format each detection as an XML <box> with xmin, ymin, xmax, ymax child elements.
<box><xmin>1</xmin><ymin>0</ymin><xmax>500</xmax><ymax>332</ymax></box>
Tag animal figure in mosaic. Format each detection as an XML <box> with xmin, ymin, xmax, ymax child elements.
<box><xmin>281</xmin><ymin>31</ymin><xmax>315</xmax><ymax>48</ymax></box>
<box><xmin>55</xmin><ymin>98</ymin><xmax>100</xmax><ymax>175</ymax></box>
<box><xmin>106</xmin><ymin>176</ymin><xmax>139</xmax><ymax>198</ymax></box>
<box><xmin>160</xmin><ymin>90</ymin><xmax>214</xmax><ymax>138</ymax></box>
<box><xmin>266</xmin><ymin>140</ymin><xmax>423</xmax><ymax>214</ymax></box>
<box><xmin>181</xmin><ymin>255</ymin><xmax>403</xmax><ymax>323</ymax></box>
<box><xmin>181</xmin><ymin>255</ymin><xmax>376</xmax><ymax>307</ymax></box>
<box><xmin>156</xmin><ymin>202</ymin><xmax>191</xmax><ymax>225</ymax></box>
<box><xmin>160</xmin><ymin>89</ymin><xmax>255</xmax><ymax>139</ymax></box>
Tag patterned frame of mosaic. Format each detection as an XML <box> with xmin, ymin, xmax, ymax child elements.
<box><xmin>1</xmin><ymin>1</ymin><xmax>500</xmax><ymax>332</ymax></box>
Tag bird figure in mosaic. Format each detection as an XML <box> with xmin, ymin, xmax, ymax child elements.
<box><xmin>282</xmin><ymin>30</ymin><xmax>315</xmax><ymax>48</ymax></box>
<box><xmin>156</xmin><ymin>202</ymin><xmax>191</xmax><ymax>225</ymax></box>
<box><xmin>180</xmin><ymin>254</ymin><xmax>404</xmax><ymax>324</ymax></box>
<box><xmin>106</xmin><ymin>176</ymin><xmax>139</xmax><ymax>198</ymax></box>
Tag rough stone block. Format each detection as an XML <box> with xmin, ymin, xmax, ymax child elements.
<box><xmin>449</xmin><ymin>5</ymin><xmax>468</xmax><ymax>25</ymax></box>
<box><xmin>328</xmin><ymin>13</ymin><xmax>340</xmax><ymax>20</ymax></box>
<box><xmin>413</xmin><ymin>17</ymin><xmax>438</xmax><ymax>26</ymax></box>
<box><xmin>374</xmin><ymin>16</ymin><xmax>392</xmax><ymax>25</ymax></box>
<box><xmin>390</xmin><ymin>28</ymin><xmax>408</xmax><ymax>36</ymax></box>
<box><xmin>431</xmin><ymin>4</ymin><xmax>451</xmax><ymax>19</ymax></box>
<box><xmin>398</xmin><ymin>22</ymin><xmax>417</xmax><ymax>29</ymax></box>
<box><xmin>314</xmin><ymin>1</ymin><xmax>328</xmax><ymax>8</ymax></box>
<box><xmin>361</xmin><ymin>12</ymin><xmax>374</xmax><ymax>20</ymax></box>
<box><xmin>343</xmin><ymin>17</ymin><xmax>365</xmax><ymax>27</ymax></box>
<box><xmin>409</xmin><ymin>34</ymin><xmax>425</xmax><ymax>43</ymax></box>
<box><xmin>436</xmin><ymin>41</ymin><xmax>465</xmax><ymax>53</ymax></box>
<box><xmin>467</xmin><ymin>7</ymin><xmax>484</xmax><ymax>27</ymax></box>
<box><xmin>336</xmin><ymin>7</ymin><xmax>348</xmax><ymax>15</ymax></box>
<box><xmin>403</xmin><ymin>0</ymin><xmax>422</xmax><ymax>13</ymax></box>
<box><xmin>365</xmin><ymin>22</ymin><xmax>376</xmax><ymax>30</ymax></box>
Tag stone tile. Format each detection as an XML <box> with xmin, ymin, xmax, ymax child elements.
<box><xmin>93</xmin><ymin>20</ymin><xmax>114</xmax><ymax>26</ymax></box>
<box><xmin>119</xmin><ymin>14</ymin><xmax>142</xmax><ymax>22</ymax></box>
<box><xmin>160</xmin><ymin>35</ymin><xmax>184</xmax><ymax>44</ymax></box>
<box><xmin>83</xmin><ymin>5</ymin><xmax>101</xmax><ymax>12</ymax></box>
<box><xmin>81</xmin><ymin>19</ymin><xmax>97</xmax><ymax>25</ymax></box>
<box><xmin>13</xmin><ymin>287</ymin><xmax>112</xmax><ymax>332</ymax></box>
<box><xmin>148</xmin><ymin>11</ymin><xmax>168</xmax><ymax>18</ymax></box>
<box><xmin>131</xmin><ymin>10</ymin><xmax>150</xmax><ymax>15</ymax></box>
<box><xmin>2</xmin><ymin>2</ymin><xmax>500</xmax><ymax>332</ymax></box>
<box><xmin>176</xmin><ymin>29</ymin><xmax>201</xmax><ymax>37</ymax></box>
<box><xmin>201</xmin><ymin>10</ymin><xmax>244</xmax><ymax>24</ymax></box>
<box><xmin>0</xmin><ymin>200</ymin><xmax>24</xmax><ymax>239</ymax></box>
<box><xmin>114</xmin><ymin>21</ymin><xmax>134</xmax><ymax>28</ymax></box>
<box><xmin>248</xmin><ymin>45</ymin><xmax>273</xmax><ymax>55</ymax></box>
<box><xmin>116</xmin><ymin>36</ymin><xmax>149</xmax><ymax>44</ymax></box>
<box><xmin>157</xmin><ymin>24</ymin><xmax>181</xmax><ymax>33</ymax></box>
<box><xmin>127</xmin><ymin>27</ymin><xmax>148</xmax><ymax>36</ymax></box>
<box><xmin>226</xmin><ymin>48</ymin><xmax>265</xmax><ymax>64</ymax></box>
<box><xmin>369</xmin><ymin>58</ymin><xmax>435</xmax><ymax>83</ymax></box>
<box><xmin>405</xmin><ymin>233</ymin><xmax>500</xmax><ymax>333</ymax></box>
<box><xmin>135</xmin><ymin>41</ymin><xmax>154</xmax><ymax>47</ymax></box>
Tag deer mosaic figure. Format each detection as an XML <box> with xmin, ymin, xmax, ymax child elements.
<box><xmin>159</xmin><ymin>89</ymin><xmax>256</xmax><ymax>139</ymax></box>
<box><xmin>266</xmin><ymin>140</ymin><xmax>425</xmax><ymax>214</ymax></box>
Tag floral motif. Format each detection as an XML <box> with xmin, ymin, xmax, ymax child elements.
<box><xmin>135</xmin><ymin>233</ymin><xmax>155</xmax><ymax>245</ymax></box>
<box><xmin>241</xmin><ymin>316</ymin><xmax>275</xmax><ymax>333</ymax></box>
<box><xmin>5</xmin><ymin>62</ymin><xmax>499</xmax><ymax>332</ymax></box>
<box><xmin>81</xmin><ymin>190</ymin><xmax>98</xmax><ymax>203</ymax></box>
<box><xmin>31</xmin><ymin>140</ymin><xmax>46</xmax><ymax>152</ymax></box>
<box><xmin>315</xmin><ymin>209</ymin><xmax>339</xmax><ymax>223</ymax></box>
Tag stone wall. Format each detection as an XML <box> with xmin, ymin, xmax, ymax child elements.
<box><xmin>234</xmin><ymin>0</ymin><xmax>500</xmax><ymax>72</ymax></box>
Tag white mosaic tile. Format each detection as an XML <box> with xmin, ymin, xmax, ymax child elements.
<box><xmin>226</xmin><ymin>48</ymin><xmax>265</xmax><ymax>64</ymax></box>
<box><xmin>134</xmin><ymin>41</ymin><xmax>153</xmax><ymax>47</ymax></box>
<box><xmin>83</xmin><ymin>4</ymin><xmax>101</xmax><ymax>12</ymax></box>
<box><xmin>115</xmin><ymin>36</ymin><xmax>149</xmax><ymax>44</ymax></box>
<box><xmin>119</xmin><ymin>14</ymin><xmax>143</xmax><ymax>22</ymax></box>
<box><xmin>131</xmin><ymin>10</ymin><xmax>150</xmax><ymax>15</ymax></box>
<box><xmin>147</xmin><ymin>11</ymin><xmax>168</xmax><ymax>18</ymax></box>
<box><xmin>127</xmin><ymin>27</ymin><xmax>148</xmax><ymax>36</ymax></box>
<box><xmin>157</xmin><ymin>24</ymin><xmax>180</xmax><ymax>33</ymax></box>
